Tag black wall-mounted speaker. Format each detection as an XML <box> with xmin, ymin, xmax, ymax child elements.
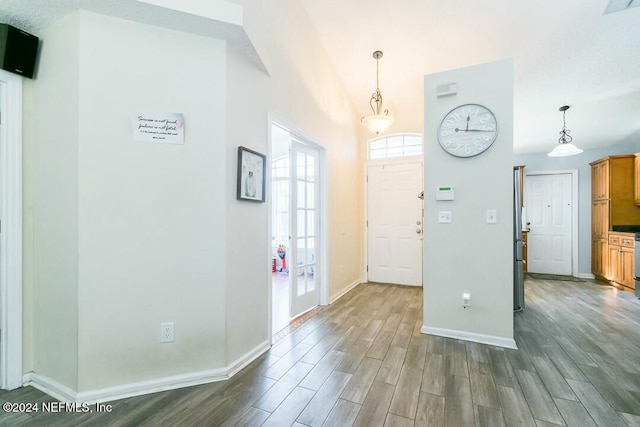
<box><xmin>0</xmin><ymin>24</ymin><xmax>39</xmax><ymax>79</ymax></box>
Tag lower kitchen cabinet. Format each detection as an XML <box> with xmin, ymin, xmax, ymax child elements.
<box><xmin>621</xmin><ymin>246</ymin><xmax>635</xmax><ymax>290</ymax></box>
<box><xmin>592</xmin><ymin>238</ymin><xmax>608</xmax><ymax>279</ymax></box>
<box><xmin>607</xmin><ymin>233</ymin><xmax>635</xmax><ymax>290</ymax></box>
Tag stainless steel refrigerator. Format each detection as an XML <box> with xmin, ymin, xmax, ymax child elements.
<box><xmin>513</xmin><ymin>168</ymin><xmax>524</xmax><ymax>311</ymax></box>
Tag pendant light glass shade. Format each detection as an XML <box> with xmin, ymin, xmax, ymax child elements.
<box><xmin>547</xmin><ymin>105</ymin><xmax>583</xmax><ymax>157</ymax></box>
<box><xmin>547</xmin><ymin>142</ymin><xmax>583</xmax><ymax>157</ymax></box>
<box><xmin>361</xmin><ymin>115</ymin><xmax>394</xmax><ymax>134</ymax></box>
<box><xmin>362</xmin><ymin>51</ymin><xmax>394</xmax><ymax>134</ymax></box>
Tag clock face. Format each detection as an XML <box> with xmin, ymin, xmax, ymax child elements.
<box><xmin>437</xmin><ymin>104</ymin><xmax>498</xmax><ymax>158</ymax></box>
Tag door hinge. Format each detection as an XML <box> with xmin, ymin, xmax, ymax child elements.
<box><xmin>366</xmin><ymin>265</ymin><xmax>368</xmax><ymax>272</ymax></box>
<box><xmin>366</xmin><ymin>220</ymin><xmax>368</xmax><ymax>227</ymax></box>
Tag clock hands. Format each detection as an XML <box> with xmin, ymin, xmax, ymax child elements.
<box><xmin>454</xmin><ymin>128</ymin><xmax>494</xmax><ymax>133</ymax></box>
<box><xmin>453</xmin><ymin>112</ymin><xmax>494</xmax><ymax>132</ymax></box>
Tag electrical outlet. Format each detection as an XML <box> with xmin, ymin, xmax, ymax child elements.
<box><xmin>462</xmin><ymin>293</ymin><xmax>471</xmax><ymax>308</ymax></box>
<box><xmin>160</xmin><ymin>322</ymin><xmax>175</xmax><ymax>343</ymax></box>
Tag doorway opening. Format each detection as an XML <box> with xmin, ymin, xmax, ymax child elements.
<box><xmin>270</xmin><ymin>122</ymin><xmax>326</xmax><ymax>338</ymax></box>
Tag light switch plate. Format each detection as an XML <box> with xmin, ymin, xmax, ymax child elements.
<box><xmin>486</xmin><ymin>210</ymin><xmax>497</xmax><ymax>224</ymax></box>
<box><xmin>438</xmin><ymin>211</ymin><xmax>452</xmax><ymax>223</ymax></box>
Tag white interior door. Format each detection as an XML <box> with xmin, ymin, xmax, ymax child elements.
<box><xmin>290</xmin><ymin>142</ymin><xmax>320</xmax><ymax>317</ymax></box>
<box><xmin>526</xmin><ymin>173</ymin><xmax>572</xmax><ymax>275</ymax></box>
<box><xmin>367</xmin><ymin>162</ymin><xmax>423</xmax><ymax>286</ymax></box>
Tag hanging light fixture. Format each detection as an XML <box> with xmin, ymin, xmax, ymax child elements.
<box><xmin>361</xmin><ymin>50</ymin><xmax>394</xmax><ymax>134</ymax></box>
<box><xmin>547</xmin><ymin>105</ymin><xmax>583</xmax><ymax>157</ymax></box>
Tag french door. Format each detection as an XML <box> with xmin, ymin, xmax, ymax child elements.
<box><xmin>290</xmin><ymin>141</ymin><xmax>320</xmax><ymax>317</ymax></box>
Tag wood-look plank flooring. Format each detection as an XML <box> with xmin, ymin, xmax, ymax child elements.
<box><xmin>1</xmin><ymin>277</ymin><xmax>640</xmax><ymax>426</ymax></box>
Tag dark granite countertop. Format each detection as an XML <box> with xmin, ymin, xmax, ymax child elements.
<box><xmin>611</xmin><ymin>225</ymin><xmax>640</xmax><ymax>233</ymax></box>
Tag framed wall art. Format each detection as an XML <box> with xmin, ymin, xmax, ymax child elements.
<box><xmin>237</xmin><ymin>146</ymin><xmax>266</xmax><ymax>202</ymax></box>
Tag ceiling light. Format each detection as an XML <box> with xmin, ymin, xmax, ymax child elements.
<box><xmin>361</xmin><ymin>51</ymin><xmax>394</xmax><ymax>135</ymax></box>
<box><xmin>548</xmin><ymin>105</ymin><xmax>583</xmax><ymax>157</ymax></box>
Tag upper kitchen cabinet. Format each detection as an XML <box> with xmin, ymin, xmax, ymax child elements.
<box><xmin>590</xmin><ymin>155</ymin><xmax>640</xmax><ymax>227</ymax></box>
<box><xmin>592</xmin><ymin>159</ymin><xmax>609</xmax><ymax>200</ymax></box>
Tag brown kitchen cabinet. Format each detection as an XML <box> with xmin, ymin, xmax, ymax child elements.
<box><xmin>591</xmin><ymin>159</ymin><xmax>609</xmax><ymax>200</ymax></box>
<box><xmin>592</xmin><ymin>238</ymin><xmax>608</xmax><ymax>279</ymax></box>
<box><xmin>590</xmin><ymin>155</ymin><xmax>640</xmax><ymax>281</ymax></box>
<box><xmin>607</xmin><ymin>232</ymin><xmax>635</xmax><ymax>290</ymax></box>
<box><xmin>591</xmin><ymin>199</ymin><xmax>609</xmax><ymax>239</ymax></box>
<box><xmin>622</xmin><ymin>247</ymin><xmax>635</xmax><ymax>290</ymax></box>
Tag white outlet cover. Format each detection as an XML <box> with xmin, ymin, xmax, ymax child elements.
<box><xmin>160</xmin><ymin>322</ymin><xmax>175</xmax><ymax>343</ymax></box>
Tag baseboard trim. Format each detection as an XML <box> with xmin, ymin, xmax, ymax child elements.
<box><xmin>329</xmin><ymin>279</ymin><xmax>362</xmax><ymax>305</ymax></box>
<box><xmin>577</xmin><ymin>273</ymin><xmax>595</xmax><ymax>280</ymax></box>
<box><xmin>23</xmin><ymin>372</ymin><xmax>77</xmax><ymax>403</ymax></box>
<box><xmin>24</xmin><ymin>341</ymin><xmax>272</xmax><ymax>404</ymax></box>
<box><xmin>76</xmin><ymin>367</ymin><xmax>230</xmax><ymax>404</ymax></box>
<box><xmin>421</xmin><ymin>325</ymin><xmax>518</xmax><ymax>349</ymax></box>
<box><xmin>226</xmin><ymin>340</ymin><xmax>271</xmax><ymax>378</ymax></box>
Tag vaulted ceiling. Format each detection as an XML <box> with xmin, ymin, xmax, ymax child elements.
<box><xmin>2</xmin><ymin>1</ymin><xmax>639</xmax><ymax>154</ymax></box>
<box><xmin>300</xmin><ymin>0</ymin><xmax>640</xmax><ymax>154</ymax></box>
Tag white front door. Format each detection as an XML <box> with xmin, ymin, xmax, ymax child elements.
<box><xmin>526</xmin><ymin>173</ymin><xmax>572</xmax><ymax>275</ymax></box>
<box><xmin>367</xmin><ymin>162</ymin><xmax>423</xmax><ymax>286</ymax></box>
<box><xmin>290</xmin><ymin>141</ymin><xmax>320</xmax><ymax>317</ymax></box>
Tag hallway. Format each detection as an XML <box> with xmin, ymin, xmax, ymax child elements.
<box><xmin>1</xmin><ymin>277</ymin><xmax>639</xmax><ymax>426</ymax></box>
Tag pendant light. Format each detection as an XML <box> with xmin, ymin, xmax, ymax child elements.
<box><xmin>361</xmin><ymin>51</ymin><xmax>394</xmax><ymax>134</ymax></box>
<box><xmin>547</xmin><ymin>105</ymin><xmax>583</xmax><ymax>157</ymax></box>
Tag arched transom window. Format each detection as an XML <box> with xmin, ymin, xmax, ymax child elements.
<box><xmin>368</xmin><ymin>134</ymin><xmax>423</xmax><ymax>159</ymax></box>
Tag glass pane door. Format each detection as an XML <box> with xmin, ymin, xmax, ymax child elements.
<box><xmin>290</xmin><ymin>141</ymin><xmax>320</xmax><ymax>317</ymax></box>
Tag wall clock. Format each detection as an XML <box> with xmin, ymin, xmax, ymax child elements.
<box><xmin>437</xmin><ymin>103</ymin><xmax>498</xmax><ymax>158</ymax></box>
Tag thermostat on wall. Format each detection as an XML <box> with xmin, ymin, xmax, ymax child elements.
<box><xmin>436</xmin><ymin>186</ymin><xmax>455</xmax><ymax>201</ymax></box>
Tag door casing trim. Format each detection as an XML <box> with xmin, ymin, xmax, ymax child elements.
<box><xmin>0</xmin><ymin>69</ymin><xmax>23</xmax><ymax>390</ymax></box>
<box><xmin>364</xmin><ymin>158</ymin><xmax>424</xmax><ymax>284</ymax></box>
<box><xmin>525</xmin><ymin>169</ymin><xmax>579</xmax><ymax>277</ymax></box>
<box><xmin>267</xmin><ymin>116</ymin><xmax>328</xmax><ymax>343</ymax></box>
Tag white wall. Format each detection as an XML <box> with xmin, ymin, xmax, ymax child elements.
<box><xmin>25</xmin><ymin>11</ymin><xmax>228</xmax><ymax>393</ymax></box>
<box><xmin>225</xmin><ymin>0</ymin><xmax>362</xmax><ymax>362</ymax></box>
<box><xmin>24</xmin><ymin>12</ymin><xmax>81</xmax><ymax>391</ymax></box>
<box><xmin>75</xmin><ymin>12</ymin><xmax>227</xmax><ymax>392</ymax></box>
<box><xmin>23</xmin><ymin>2</ymin><xmax>362</xmax><ymax>396</ymax></box>
<box><xmin>423</xmin><ymin>60</ymin><xmax>515</xmax><ymax>347</ymax></box>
